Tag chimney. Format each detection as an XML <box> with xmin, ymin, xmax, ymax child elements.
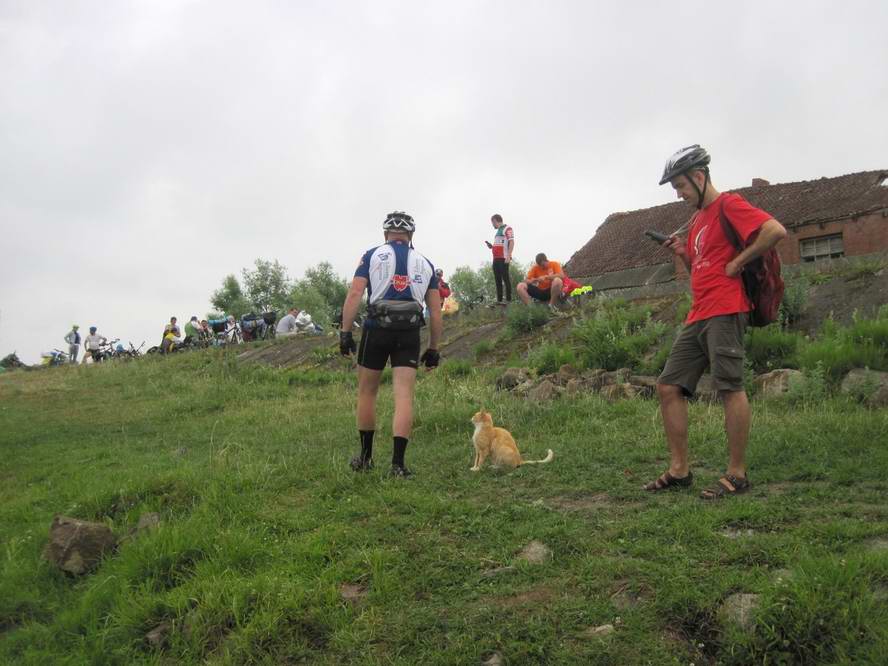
<box><xmin>751</xmin><ymin>178</ymin><xmax>770</xmax><ymax>187</ymax></box>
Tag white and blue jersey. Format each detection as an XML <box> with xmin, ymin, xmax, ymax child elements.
<box><xmin>354</xmin><ymin>240</ymin><xmax>438</xmax><ymax>326</ymax></box>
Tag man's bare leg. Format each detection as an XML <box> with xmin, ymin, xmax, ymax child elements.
<box><xmin>721</xmin><ymin>390</ymin><xmax>750</xmax><ymax>479</ymax></box>
<box><xmin>391</xmin><ymin>366</ymin><xmax>417</xmax><ymax>438</ymax></box>
<box><xmin>516</xmin><ymin>282</ymin><xmax>532</xmax><ymax>305</ymax></box>
<box><xmin>657</xmin><ymin>383</ymin><xmax>690</xmax><ymax>477</ymax></box>
<box><xmin>357</xmin><ymin>367</ymin><xmax>382</xmax><ymax>430</ymax></box>
<box><xmin>548</xmin><ymin>277</ymin><xmax>564</xmax><ymax>305</ymax></box>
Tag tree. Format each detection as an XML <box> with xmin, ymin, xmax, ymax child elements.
<box><xmin>289</xmin><ymin>262</ymin><xmax>349</xmax><ymax>329</ymax></box>
<box><xmin>449</xmin><ymin>261</ymin><xmax>526</xmax><ymax>306</ymax></box>
<box><xmin>241</xmin><ymin>259</ymin><xmax>292</xmax><ymax>314</ymax></box>
<box><xmin>210</xmin><ymin>274</ymin><xmax>251</xmax><ymax>318</ymax></box>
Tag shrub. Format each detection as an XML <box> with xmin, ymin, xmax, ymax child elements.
<box><xmin>745</xmin><ymin>326</ymin><xmax>802</xmax><ymax>372</ymax></box>
<box><xmin>675</xmin><ymin>293</ymin><xmax>692</xmax><ymax>324</ymax></box>
<box><xmin>528</xmin><ymin>342</ymin><xmax>577</xmax><ymax>375</ymax></box>
<box><xmin>506</xmin><ymin>304</ymin><xmax>550</xmax><ymax>334</ymax></box>
<box><xmin>572</xmin><ymin>302</ymin><xmax>665</xmax><ymax>371</ymax></box>
<box><xmin>782</xmin><ymin>363</ymin><xmax>828</xmax><ymax>405</ymax></box>
<box><xmin>779</xmin><ymin>276</ymin><xmax>808</xmax><ymax>326</ymax></box>
<box><xmin>473</xmin><ymin>340</ymin><xmax>494</xmax><ymax>359</ymax></box>
<box><xmin>441</xmin><ymin>359</ymin><xmax>473</xmax><ymax>378</ymax></box>
<box><xmin>797</xmin><ymin>339</ymin><xmax>885</xmax><ymax>384</ymax></box>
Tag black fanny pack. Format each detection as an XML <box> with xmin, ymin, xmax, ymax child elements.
<box><xmin>367</xmin><ymin>299</ymin><xmax>425</xmax><ymax>330</ymax></box>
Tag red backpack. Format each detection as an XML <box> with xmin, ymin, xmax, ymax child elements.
<box><xmin>718</xmin><ymin>203</ymin><xmax>784</xmax><ymax>327</ymax></box>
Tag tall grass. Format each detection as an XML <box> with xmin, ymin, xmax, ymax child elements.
<box><xmin>572</xmin><ymin>302</ymin><xmax>666</xmax><ymax>370</ymax></box>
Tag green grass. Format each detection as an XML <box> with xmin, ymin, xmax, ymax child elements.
<box><xmin>2</xmin><ymin>344</ymin><xmax>888</xmax><ymax>664</ymax></box>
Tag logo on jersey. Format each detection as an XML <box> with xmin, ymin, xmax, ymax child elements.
<box><xmin>392</xmin><ymin>274</ymin><xmax>410</xmax><ymax>291</ymax></box>
<box><xmin>413</xmin><ymin>274</ymin><xmax>423</xmax><ymax>284</ymax></box>
<box><xmin>378</xmin><ymin>252</ymin><xmax>391</xmax><ymax>261</ymax></box>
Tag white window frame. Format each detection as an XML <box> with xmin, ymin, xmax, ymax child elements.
<box><xmin>799</xmin><ymin>233</ymin><xmax>844</xmax><ymax>262</ymax></box>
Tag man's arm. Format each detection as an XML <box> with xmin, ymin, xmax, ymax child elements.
<box><xmin>340</xmin><ymin>278</ymin><xmax>367</xmax><ymax>331</ymax></box>
<box><xmin>424</xmin><ymin>289</ymin><xmax>442</xmax><ymax>350</ymax></box>
<box><xmin>505</xmin><ymin>236</ymin><xmax>514</xmax><ymax>263</ymax></box>
<box><xmin>726</xmin><ymin>219</ymin><xmax>787</xmax><ymax>277</ymax></box>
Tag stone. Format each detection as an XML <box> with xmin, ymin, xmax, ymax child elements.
<box><xmin>339</xmin><ymin>583</ymin><xmax>367</xmax><ymax>603</ymax></box>
<box><xmin>480</xmin><ymin>566</ymin><xmax>516</xmax><ymax>579</ymax></box>
<box><xmin>754</xmin><ymin>369</ymin><xmax>803</xmax><ymax>397</ymax></box>
<box><xmin>628</xmin><ymin>374</ymin><xmax>658</xmax><ymax>398</ymax></box>
<box><xmin>516</xmin><ymin>540</ymin><xmax>552</xmax><ymax>564</ymax></box>
<box><xmin>599</xmin><ymin>383</ymin><xmax>640</xmax><ymax>402</ymax></box>
<box><xmin>719</xmin><ymin>593</ymin><xmax>760</xmax><ymax>631</ymax></box>
<box><xmin>841</xmin><ymin>368</ymin><xmax>888</xmax><ymax>408</ymax></box>
<box><xmin>145</xmin><ymin>622</ymin><xmax>171</xmax><ymax>649</ymax></box>
<box><xmin>866</xmin><ymin>537</ymin><xmax>888</xmax><ymax>552</ymax></box>
<box><xmin>527</xmin><ymin>379</ymin><xmax>559</xmax><ymax>402</ymax></box>
<box><xmin>600</xmin><ymin>368</ymin><xmax>631</xmax><ymax>387</ymax></box>
<box><xmin>481</xmin><ymin>652</ymin><xmax>504</xmax><ymax>666</ymax></box>
<box><xmin>565</xmin><ymin>378</ymin><xmax>584</xmax><ymax>395</ymax></box>
<box><xmin>555</xmin><ymin>363</ymin><xmax>577</xmax><ymax>385</ymax></box>
<box><xmin>44</xmin><ymin>515</ymin><xmax>117</xmax><ymax>575</ymax></box>
<box><xmin>588</xmin><ymin>623</ymin><xmax>615</xmax><ymax>637</ymax></box>
<box><xmin>136</xmin><ymin>512</ymin><xmax>161</xmax><ymax>534</ymax></box>
<box><xmin>581</xmin><ymin>368</ymin><xmax>608</xmax><ymax>390</ymax></box>
<box><xmin>496</xmin><ymin>368</ymin><xmax>531</xmax><ymax>391</ymax></box>
<box><xmin>719</xmin><ymin>528</ymin><xmax>755</xmax><ymax>539</ymax></box>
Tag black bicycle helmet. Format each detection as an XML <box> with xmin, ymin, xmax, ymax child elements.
<box><xmin>382</xmin><ymin>211</ymin><xmax>415</xmax><ymax>233</ymax></box>
<box><xmin>660</xmin><ymin>144</ymin><xmax>712</xmax><ymax>208</ymax></box>
<box><xmin>659</xmin><ymin>144</ymin><xmax>711</xmax><ymax>185</ymax></box>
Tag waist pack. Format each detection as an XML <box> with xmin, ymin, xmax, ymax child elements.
<box><xmin>367</xmin><ymin>299</ymin><xmax>425</xmax><ymax>330</ymax></box>
<box><xmin>719</xmin><ymin>206</ymin><xmax>784</xmax><ymax>327</ymax></box>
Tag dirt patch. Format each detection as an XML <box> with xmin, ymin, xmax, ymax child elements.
<box><xmin>549</xmin><ymin>493</ymin><xmax>617</xmax><ymax>512</ymax></box>
<box><xmin>609</xmin><ymin>580</ymin><xmax>651</xmax><ymax>610</ymax></box>
<box><xmin>237</xmin><ymin>336</ymin><xmax>334</xmax><ymax>368</ymax></box>
<box><xmin>494</xmin><ymin>585</ymin><xmax>556</xmax><ymax>609</ymax></box>
<box><xmin>797</xmin><ymin>270</ymin><xmax>888</xmax><ymax>335</ymax></box>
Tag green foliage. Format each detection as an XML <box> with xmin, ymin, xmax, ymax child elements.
<box><xmin>796</xmin><ymin>310</ymin><xmax>888</xmax><ymax>383</ymax></box>
<box><xmin>779</xmin><ymin>276</ymin><xmax>808</xmax><ymax>326</ymax></box>
<box><xmin>440</xmin><ymin>359</ymin><xmax>473</xmax><ymax>378</ymax></box>
<box><xmin>745</xmin><ymin>326</ymin><xmax>802</xmax><ymax>372</ymax></box>
<box><xmin>783</xmin><ymin>363</ymin><xmax>828</xmax><ymax>405</ymax></box>
<box><xmin>506</xmin><ymin>303</ymin><xmax>550</xmax><ymax>334</ymax></box>
<box><xmin>242</xmin><ymin>258</ymin><xmax>292</xmax><ymax>314</ymax></box>
<box><xmin>839</xmin><ymin>257</ymin><xmax>885</xmax><ymax>281</ymax></box>
<box><xmin>527</xmin><ymin>342</ymin><xmax>577</xmax><ymax>375</ymax></box>
<box><xmin>289</xmin><ymin>283</ymin><xmax>332</xmax><ymax>328</ymax></box>
<box><xmin>572</xmin><ymin>302</ymin><xmax>666</xmax><ymax>370</ymax></box>
<box><xmin>675</xmin><ymin>293</ymin><xmax>692</xmax><ymax>324</ymax></box>
<box><xmin>210</xmin><ymin>274</ymin><xmax>252</xmax><ymax>318</ymax></box>
<box><xmin>473</xmin><ymin>340</ymin><xmax>494</xmax><ymax>359</ymax></box>
<box><xmin>448</xmin><ymin>261</ymin><xmax>526</xmax><ymax>306</ymax></box>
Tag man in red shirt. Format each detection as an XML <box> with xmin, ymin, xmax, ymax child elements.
<box><xmin>645</xmin><ymin>145</ymin><xmax>787</xmax><ymax>499</ymax></box>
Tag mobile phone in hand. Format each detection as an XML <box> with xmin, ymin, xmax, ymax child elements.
<box><xmin>484</xmin><ymin>241</ymin><xmax>493</xmax><ymax>248</ymax></box>
<box><xmin>645</xmin><ymin>230</ymin><xmax>670</xmax><ymax>244</ymax></box>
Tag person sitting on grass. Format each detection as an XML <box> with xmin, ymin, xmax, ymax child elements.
<box><xmin>516</xmin><ymin>253</ymin><xmax>567</xmax><ymax>312</ymax></box>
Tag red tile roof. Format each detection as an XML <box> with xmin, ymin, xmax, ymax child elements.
<box><xmin>565</xmin><ymin>170</ymin><xmax>888</xmax><ymax>278</ymax></box>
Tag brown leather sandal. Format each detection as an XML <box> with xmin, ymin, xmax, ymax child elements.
<box><xmin>700</xmin><ymin>474</ymin><xmax>750</xmax><ymax>500</ymax></box>
<box><xmin>643</xmin><ymin>470</ymin><xmax>694</xmax><ymax>492</ymax></box>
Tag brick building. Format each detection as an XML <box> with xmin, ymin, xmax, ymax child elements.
<box><xmin>565</xmin><ymin>170</ymin><xmax>888</xmax><ymax>289</ymax></box>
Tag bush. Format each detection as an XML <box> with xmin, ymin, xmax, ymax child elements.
<box><xmin>506</xmin><ymin>304</ymin><xmax>550</xmax><ymax>334</ymax></box>
<box><xmin>797</xmin><ymin>339</ymin><xmax>885</xmax><ymax>384</ymax></box>
<box><xmin>782</xmin><ymin>363</ymin><xmax>828</xmax><ymax>404</ymax></box>
<box><xmin>745</xmin><ymin>326</ymin><xmax>802</xmax><ymax>372</ymax></box>
<box><xmin>528</xmin><ymin>342</ymin><xmax>577</xmax><ymax>375</ymax></box>
<box><xmin>572</xmin><ymin>302</ymin><xmax>665</xmax><ymax>371</ymax></box>
<box><xmin>449</xmin><ymin>261</ymin><xmax>527</xmax><ymax>307</ymax></box>
<box><xmin>441</xmin><ymin>359</ymin><xmax>473</xmax><ymax>378</ymax></box>
<box><xmin>779</xmin><ymin>276</ymin><xmax>808</xmax><ymax>326</ymax></box>
<box><xmin>473</xmin><ymin>340</ymin><xmax>494</xmax><ymax>359</ymax></box>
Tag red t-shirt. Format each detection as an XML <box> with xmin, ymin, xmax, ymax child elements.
<box><xmin>685</xmin><ymin>193</ymin><xmax>772</xmax><ymax>324</ymax></box>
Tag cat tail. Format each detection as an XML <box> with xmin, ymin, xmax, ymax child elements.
<box><xmin>522</xmin><ymin>449</ymin><xmax>554</xmax><ymax>465</ymax></box>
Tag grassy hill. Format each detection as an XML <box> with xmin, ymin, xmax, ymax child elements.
<box><xmin>3</xmin><ymin>327</ymin><xmax>888</xmax><ymax>664</ymax></box>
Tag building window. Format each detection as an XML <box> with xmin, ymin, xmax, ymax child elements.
<box><xmin>800</xmin><ymin>234</ymin><xmax>844</xmax><ymax>262</ymax></box>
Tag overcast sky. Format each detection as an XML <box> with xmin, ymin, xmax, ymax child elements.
<box><xmin>1</xmin><ymin>0</ymin><xmax>886</xmax><ymax>363</ymax></box>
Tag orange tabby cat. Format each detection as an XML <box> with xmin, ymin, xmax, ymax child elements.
<box><xmin>470</xmin><ymin>410</ymin><xmax>554</xmax><ymax>471</ymax></box>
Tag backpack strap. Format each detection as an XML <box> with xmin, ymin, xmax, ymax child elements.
<box><xmin>717</xmin><ymin>199</ymin><xmax>744</xmax><ymax>254</ymax></box>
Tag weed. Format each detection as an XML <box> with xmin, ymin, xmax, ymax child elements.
<box><xmin>527</xmin><ymin>342</ymin><xmax>577</xmax><ymax>375</ymax></box>
<box><xmin>506</xmin><ymin>304</ymin><xmax>550</xmax><ymax>334</ymax></box>
<box><xmin>441</xmin><ymin>359</ymin><xmax>473</xmax><ymax>378</ymax></box>
<box><xmin>779</xmin><ymin>276</ymin><xmax>808</xmax><ymax>326</ymax></box>
<box><xmin>745</xmin><ymin>326</ymin><xmax>801</xmax><ymax>372</ymax></box>
<box><xmin>572</xmin><ymin>302</ymin><xmax>665</xmax><ymax>370</ymax></box>
<box><xmin>473</xmin><ymin>340</ymin><xmax>494</xmax><ymax>359</ymax></box>
<box><xmin>783</xmin><ymin>363</ymin><xmax>828</xmax><ymax>405</ymax></box>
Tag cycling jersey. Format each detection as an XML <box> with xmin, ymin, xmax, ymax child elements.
<box><xmin>354</xmin><ymin>240</ymin><xmax>438</xmax><ymax>325</ymax></box>
<box><xmin>491</xmin><ymin>224</ymin><xmax>514</xmax><ymax>259</ymax></box>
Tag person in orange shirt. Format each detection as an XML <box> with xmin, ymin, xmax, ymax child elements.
<box><xmin>517</xmin><ymin>253</ymin><xmax>566</xmax><ymax>310</ymax></box>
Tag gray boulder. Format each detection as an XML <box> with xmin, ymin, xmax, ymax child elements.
<box><xmin>719</xmin><ymin>593</ymin><xmax>760</xmax><ymax>631</ymax></box>
<box><xmin>754</xmin><ymin>369</ymin><xmax>803</xmax><ymax>397</ymax></box>
<box><xmin>496</xmin><ymin>367</ymin><xmax>531</xmax><ymax>390</ymax></box>
<box><xmin>527</xmin><ymin>379</ymin><xmax>559</xmax><ymax>402</ymax></box>
<box><xmin>44</xmin><ymin>515</ymin><xmax>117</xmax><ymax>575</ymax></box>
<box><xmin>599</xmin><ymin>383</ymin><xmax>641</xmax><ymax>402</ymax></box>
<box><xmin>841</xmin><ymin>368</ymin><xmax>888</xmax><ymax>408</ymax></box>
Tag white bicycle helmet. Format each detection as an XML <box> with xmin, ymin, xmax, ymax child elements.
<box><xmin>659</xmin><ymin>144</ymin><xmax>712</xmax><ymax>208</ymax></box>
<box><xmin>382</xmin><ymin>211</ymin><xmax>415</xmax><ymax>233</ymax></box>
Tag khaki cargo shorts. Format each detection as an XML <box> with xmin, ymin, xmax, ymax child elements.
<box><xmin>658</xmin><ymin>313</ymin><xmax>748</xmax><ymax>396</ymax></box>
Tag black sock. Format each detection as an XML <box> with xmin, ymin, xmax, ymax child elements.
<box><xmin>392</xmin><ymin>436</ymin><xmax>408</xmax><ymax>468</ymax></box>
<box><xmin>359</xmin><ymin>430</ymin><xmax>374</xmax><ymax>462</ymax></box>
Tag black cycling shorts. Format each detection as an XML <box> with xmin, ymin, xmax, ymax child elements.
<box><xmin>357</xmin><ymin>327</ymin><xmax>420</xmax><ymax>371</ymax></box>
